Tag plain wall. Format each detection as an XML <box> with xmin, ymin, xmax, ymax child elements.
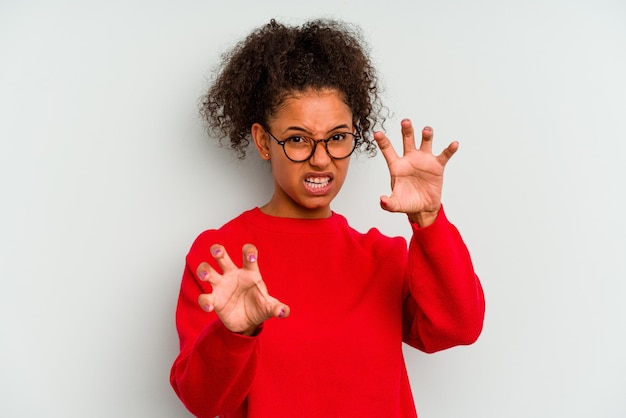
<box><xmin>1</xmin><ymin>0</ymin><xmax>625</xmax><ymax>416</ymax></box>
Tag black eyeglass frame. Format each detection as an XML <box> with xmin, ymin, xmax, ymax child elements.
<box><xmin>263</xmin><ymin>127</ymin><xmax>361</xmax><ymax>163</ymax></box>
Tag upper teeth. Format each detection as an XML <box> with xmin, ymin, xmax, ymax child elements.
<box><xmin>306</xmin><ymin>177</ymin><xmax>330</xmax><ymax>188</ymax></box>
<box><xmin>307</xmin><ymin>177</ymin><xmax>330</xmax><ymax>184</ymax></box>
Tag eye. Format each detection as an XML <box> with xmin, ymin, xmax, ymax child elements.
<box><xmin>286</xmin><ymin>136</ymin><xmax>311</xmax><ymax>145</ymax></box>
<box><xmin>329</xmin><ymin>133</ymin><xmax>347</xmax><ymax>142</ymax></box>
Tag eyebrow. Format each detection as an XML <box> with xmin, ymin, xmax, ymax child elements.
<box><xmin>281</xmin><ymin>124</ymin><xmax>352</xmax><ymax>136</ymax></box>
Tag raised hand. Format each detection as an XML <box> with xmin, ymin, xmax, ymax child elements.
<box><xmin>374</xmin><ymin>119</ymin><xmax>458</xmax><ymax>227</ymax></box>
<box><xmin>197</xmin><ymin>243</ymin><xmax>290</xmax><ymax>336</ymax></box>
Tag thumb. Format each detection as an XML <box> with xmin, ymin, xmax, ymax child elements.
<box><xmin>379</xmin><ymin>195</ymin><xmax>400</xmax><ymax>213</ymax></box>
<box><xmin>272</xmin><ymin>302</ymin><xmax>290</xmax><ymax>319</ymax></box>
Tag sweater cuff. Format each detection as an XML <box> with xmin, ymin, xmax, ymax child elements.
<box><xmin>408</xmin><ymin>205</ymin><xmax>450</xmax><ymax>234</ymax></box>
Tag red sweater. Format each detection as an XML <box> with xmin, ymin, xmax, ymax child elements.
<box><xmin>170</xmin><ymin>207</ymin><xmax>484</xmax><ymax>417</ymax></box>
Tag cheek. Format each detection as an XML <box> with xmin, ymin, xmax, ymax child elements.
<box><xmin>330</xmin><ymin>160</ymin><xmax>351</xmax><ymax>193</ymax></box>
<box><xmin>271</xmin><ymin>161</ymin><xmax>299</xmax><ymax>187</ymax></box>
<box><xmin>335</xmin><ymin>160</ymin><xmax>351</xmax><ymax>181</ymax></box>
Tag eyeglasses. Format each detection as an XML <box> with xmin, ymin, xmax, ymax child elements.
<box><xmin>264</xmin><ymin>128</ymin><xmax>360</xmax><ymax>162</ymax></box>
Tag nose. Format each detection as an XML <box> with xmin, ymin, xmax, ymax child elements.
<box><xmin>308</xmin><ymin>140</ymin><xmax>331</xmax><ymax>168</ymax></box>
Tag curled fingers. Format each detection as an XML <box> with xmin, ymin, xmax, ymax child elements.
<box><xmin>241</xmin><ymin>243</ymin><xmax>260</xmax><ymax>271</ymax></box>
<box><xmin>438</xmin><ymin>141</ymin><xmax>459</xmax><ymax>166</ymax></box>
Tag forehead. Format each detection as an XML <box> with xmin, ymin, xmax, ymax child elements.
<box><xmin>269</xmin><ymin>88</ymin><xmax>353</xmax><ymax>133</ymax></box>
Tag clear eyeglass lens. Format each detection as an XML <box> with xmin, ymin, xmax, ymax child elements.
<box><xmin>284</xmin><ymin>134</ymin><xmax>355</xmax><ymax>160</ymax></box>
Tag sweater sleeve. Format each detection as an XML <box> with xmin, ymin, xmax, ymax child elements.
<box><xmin>170</xmin><ymin>235</ymin><xmax>258</xmax><ymax>417</ymax></box>
<box><xmin>402</xmin><ymin>206</ymin><xmax>485</xmax><ymax>353</ymax></box>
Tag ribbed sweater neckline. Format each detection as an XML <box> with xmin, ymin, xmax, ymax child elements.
<box><xmin>239</xmin><ymin>207</ymin><xmax>347</xmax><ymax>235</ymax></box>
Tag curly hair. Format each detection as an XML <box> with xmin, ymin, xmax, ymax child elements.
<box><xmin>200</xmin><ymin>18</ymin><xmax>385</xmax><ymax>159</ymax></box>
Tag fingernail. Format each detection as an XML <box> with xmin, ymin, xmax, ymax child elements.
<box><xmin>247</xmin><ymin>254</ymin><xmax>256</xmax><ymax>263</ymax></box>
<box><xmin>278</xmin><ymin>308</ymin><xmax>285</xmax><ymax>318</ymax></box>
<box><xmin>202</xmin><ymin>304</ymin><xmax>212</xmax><ymax>312</ymax></box>
<box><xmin>199</xmin><ymin>271</ymin><xmax>208</xmax><ymax>279</ymax></box>
<box><xmin>211</xmin><ymin>247</ymin><xmax>222</xmax><ymax>257</ymax></box>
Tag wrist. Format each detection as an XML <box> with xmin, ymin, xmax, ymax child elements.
<box><xmin>407</xmin><ymin>208</ymin><xmax>439</xmax><ymax>228</ymax></box>
<box><xmin>236</xmin><ymin>324</ymin><xmax>261</xmax><ymax>337</ymax></box>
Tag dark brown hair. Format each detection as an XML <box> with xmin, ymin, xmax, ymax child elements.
<box><xmin>200</xmin><ymin>18</ymin><xmax>385</xmax><ymax>158</ymax></box>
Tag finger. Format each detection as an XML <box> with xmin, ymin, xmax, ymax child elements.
<box><xmin>198</xmin><ymin>293</ymin><xmax>216</xmax><ymax>312</ymax></box>
<box><xmin>401</xmin><ymin>119</ymin><xmax>418</xmax><ymax>154</ymax></box>
<box><xmin>373</xmin><ymin>130</ymin><xmax>399</xmax><ymax>167</ymax></box>
<box><xmin>379</xmin><ymin>195</ymin><xmax>401</xmax><ymax>213</ymax></box>
<box><xmin>419</xmin><ymin>126</ymin><xmax>434</xmax><ymax>154</ymax></box>
<box><xmin>241</xmin><ymin>243</ymin><xmax>260</xmax><ymax>272</ymax></box>
<box><xmin>273</xmin><ymin>302</ymin><xmax>291</xmax><ymax>319</ymax></box>
<box><xmin>197</xmin><ymin>262</ymin><xmax>221</xmax><ymax>286</ymax></box>
<box><xmin>210</xmin><ymin>244</ymin><xmax>237</xmax><ymax>273</ymax></box>
<box><xmin>437</xmin><ymin>141</ymin><xmax>459</xmax><ymax>166</ymax></box>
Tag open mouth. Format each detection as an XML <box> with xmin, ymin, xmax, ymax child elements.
<box><xmin>304</xmin><ymin>176</ymin><xmax>332</xmax><ymax>189</ymax></box>
<box><xmin>303</xmin><ymin>174</ymin><xmax>334</xmax><ymax>194</ymax></box>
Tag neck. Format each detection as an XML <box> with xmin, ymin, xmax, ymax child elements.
<box><xmin>259</xmin><ymin>199</ymin><xmax>332</xmax><ymax>219</ymax></box>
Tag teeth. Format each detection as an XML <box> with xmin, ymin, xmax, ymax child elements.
<box><xmin>305</xmin><ymin>177</ymin><xmax>330</xmax><ymax>188</ymax></box>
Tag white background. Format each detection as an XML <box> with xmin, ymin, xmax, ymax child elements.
<box><xmin>1</xmin><ymin>0</ymin><xmax>625</xmax><ymax>417</ymax></box>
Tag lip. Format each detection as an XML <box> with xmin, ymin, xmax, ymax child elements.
<box><xmin>303</xmin><ymin>173</ymin><xmax>334</xmax><ymax>195</ymax></box>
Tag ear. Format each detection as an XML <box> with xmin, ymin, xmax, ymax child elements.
<box><xmin>251</xmin><ymin>123</ymin><xmax>271</xmax><ymax>161</ymax></box>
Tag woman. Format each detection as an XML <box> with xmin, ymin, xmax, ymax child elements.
<box><xmin>170</xmin><ymin>18</ymin><xmax>485</xmax><ymax>418</ymax></box>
